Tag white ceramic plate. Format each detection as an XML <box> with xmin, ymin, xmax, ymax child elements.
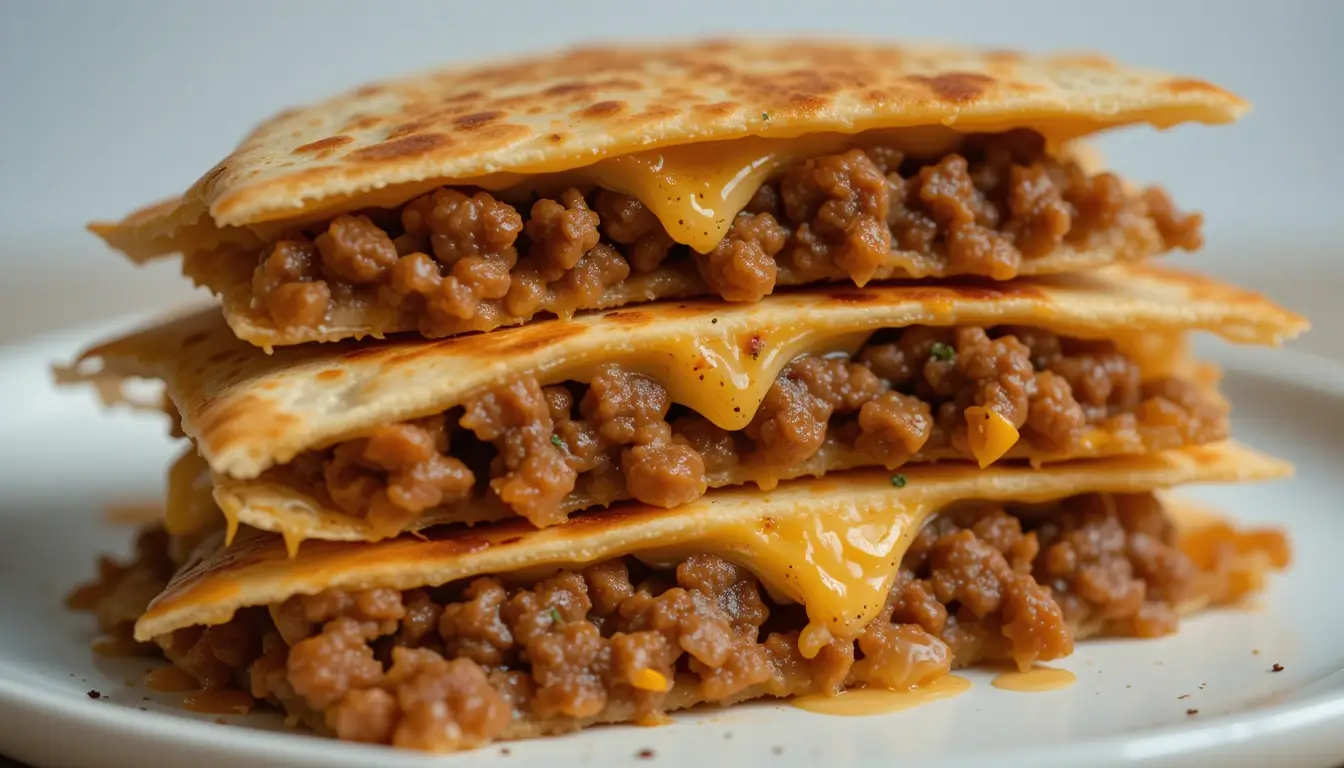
<box><xmin>1</xmin><ymin>320</ymin><xmax>1341</xmax><ymax>768</ymax></box>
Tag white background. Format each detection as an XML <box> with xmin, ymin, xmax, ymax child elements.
<box><xmin>0</xmin><ymin>0</ymin><xmax>1339</xmax><ymax>354</ymax></box>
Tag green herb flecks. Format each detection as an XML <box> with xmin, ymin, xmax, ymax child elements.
<box><xmin>550</xmin><ymin>434</ymin><xmax>566</xmax><ymax>450</ymax></box>
<box><xmin>761</xmin><ymin>112</ymin><xmax>770</xmax><ymax>121</ymax></box>
<box><xmin>929</xmin><ymin>342</ymin><xmax>955</xmax><ymax>362</ymax></box>
<box><xmin>548</xmin><ymin>607</ymin><xmax>563</xmax><ymax>624</ymax></box>
<box><xmin>890</xmin><ymin>474</ymin><xmax>908</xmax><ymax>488</ymax></box>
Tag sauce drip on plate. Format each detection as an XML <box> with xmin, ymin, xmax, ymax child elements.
<box><xmin>791</xmin><ymin>675</ymin><xmax>971</xmax><ymax>716</ymax></box>
<box><xmin>990</xmin><ymin>665</ymin><xmax>1077</xmax><ymax>692</ymax></box>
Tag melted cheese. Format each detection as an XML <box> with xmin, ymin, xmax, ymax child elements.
<box><xmin>165</xmin><ymin>448</ymin><xmax>219</xmax><ymax>537</ymax></box>
<box><xmin>964</xmin><ymin>406</ymin><xmax>1020</xmax><ymax>468</ymax></box>
<box><xmin>792</xmin><ymin>675</ymin><xmax>971</xmax><ymax>715</ymax></box>
<box><xmin>598</xmin><ymin>325</ymin><xmax>873</xmax><ymax>431</ymax></box>
<box><xmin>629</xmin><ymin>668</ymin><xmax>671</xmax><ymax>692</ymax></box>
<box><xmin>640</xmin><ymin>495</ymin><xmax>936</xmax><ymax>660</ymax></box>
<box><xmin>468</xmin><ymin>127</ymin><xmax>969</xmax><ymax>254</ymax></box>
<box><xmin>990</xmin><ymin>665</ymin><xmax>1076</xmax><ymax>692</ymax></box>
<box><xmin>591</xmin><ymin>138</ymin><xmax>811</xmax><ymax>253</ymax></box>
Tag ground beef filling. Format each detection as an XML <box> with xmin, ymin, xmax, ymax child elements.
<box><xmin>65</xmin><ymin>527</ymin><xmax>175</xmax><ymax>651</ymax></box>
<box><xmin>302</xmin><ymin>326</ymin><xmax>1226</xmax><ymax>535</ymax></box>
<box><xmin>86</xmin><ymin>492</ymin><xmax>1283</xmax><ymax>752</ymax></box>
<box><xmin>251</xmin><ymin>130</ymin><xmax>1200</xmax><ymax>336</ymax></box>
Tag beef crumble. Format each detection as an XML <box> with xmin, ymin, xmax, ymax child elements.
<box><xmin>72</xmin><ymin>492</ymin><xmax>1287</xmax><ymax>752</ymax></box>
<box><xmin>293</xmin><ymin>326</ymin><xmax>1226</xmax><ymax>534</ymax></box>
<box><xmin>65</xmin><ymin>526</ymin><xmax>176</xmax><ymax>654</ymax></box>
<box><xmin>250</xmin><ymin>130</ymin><xmax>1199</xmax><ymax>338</ymax></box>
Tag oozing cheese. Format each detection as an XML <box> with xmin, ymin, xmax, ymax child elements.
<box><xmin>591</xmin><ymin>325</ymin><xmax>873</xmax><ymax>432</ymax></box>
<box><xmin>472</xmin><ymin>127</ymin><xmax>971</xmax><ymax>254</ymax></box>
<box><xmin>706</xmin><ymin>496</ymin><xmax>935</xmax><ymax>659</ymax></box>
<box><xmin>588</xmin><ymin>138</ymin><xmax>814</xmax><ymax>253</ymax></box>
<box><xmin>164</xmin><ymin>448</ymin><xmax>218</xmax><ymax>537</ymax></box>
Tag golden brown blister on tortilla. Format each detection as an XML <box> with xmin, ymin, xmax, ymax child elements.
<box><xmin>59</xmin><ymin>264</ymin><xmax>1305</xmax><ymax>481</ymax></box>
<box><xmin>90</xmin><ymin>39</ymin><xmax>1245</xmax><ymax>262</ymax></box>
<box><xmin>134</xmin><ymin>441</ymin><xmax>1291</xmax><ymax>643</ymax></box>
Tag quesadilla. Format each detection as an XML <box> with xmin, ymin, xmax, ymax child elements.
<box><xmin>70</xmin><ymin>444</ymin><xmax>1292</xmax><ymax>752</ymax></box>
<box><xmin>87</xmin><ymin>40</ymin><xmax>1247</xmax><ymax>348</ymax></box>
<box><xmin>60</xmin><ymin>264</ymin><xmax>1305</xmax><ymax>547</ymax></box>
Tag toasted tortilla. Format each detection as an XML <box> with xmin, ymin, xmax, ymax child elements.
<box><xmin>135</xmin><ymin>441</ymin><xmax>1289</xmax><ymax>643</ymax></box>
<box><xmin>60</xmin><ymin>264</ymin><xmax>1306</xmax><ymax>481</ymax></box>
<box><xmin>90</xmin><ymin>39</ymin><xmax>1244</xmax><ymax>263</ymax></box>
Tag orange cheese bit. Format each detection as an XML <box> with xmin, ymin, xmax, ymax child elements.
<box><xmin>629</xmin><ymin>668</ymin><xmax>672</xmax><ymax>692</ymax></box>
<box><xmin>964</xmin><ymin>406</ymin><xmax>1020</xmax><ymax>468</ymax></box>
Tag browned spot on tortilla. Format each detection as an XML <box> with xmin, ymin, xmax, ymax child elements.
<box><xmin>543</xmin><ymin>82</ymin><xmax>590</xmax><ymax>96</ymax></box>
<box><xmin>473</xmin><ymin>123</ymin><xmax>531</xmax><ymax>143</ymax></box>
<box><xmin>908</xmin><ymin>72</ymin><xmax>995</xmax><ymax>102</ymax></box>
<box><xmin>292</xmin><ymin>136</ymin><xmax>353</xmax><ymax>155</ymax></box>
<box><xmin>782</xmin><ymin>93</ymin><xmax>829</xmax><ymax>114</ymax></box>
<box><xmin>634</xmin><ymin>104</ymin><xmax>680</xmax><ymax>121</ymax></box>
<box><xmin>341</xmin><ymin>114</ymin><xmax>383</xmax><ymax>132</ymax></box>
<box><xmin>182</xmin><ymin>331</ymin><xmax>211</xmax><ymax>348</ymax></box>
<box><xmin>452</xmin><ymin>111</ymin><xmax>506</xmax><ymax>130</ymax></box>
<box><xmin>577</xmin><ymin>100</ymin><xmax>625</xmax><ymax>119</ymax></box>
<box><xmin>452</xmin><ymin>321</ymin><xmax>589</xmax><ymax>356</ymax></box>
<box><xmin>444</xmin><ymin>90</ymin><xmax>484</xmax><ymax>104</ymax></box>
<box><xmin>694</xmin><ymin>100</ymin><xmax>740</xmax><ymax>117</ymax></box>
<box><xmin>385</xmin><ymin>121</ymin><xmax>430</xmax><ymax>140</ymax></box>
<box><xmin>348</xmin><ymin>133</ymin><xmax>451</xmax><ymax>162</ymax></box>
<box><xmin>205</xmin><ymin>350</ymin><xmax>235</xmax><ymax>365</ymax></box>
<box><xmin>600</xmin><ymin>310</ymin><xmax>655</xmax><ymax>325</ymax></box>
<box><xmin>316</xmin><ymin>369</ymin><xmax>345</xmax><ymax>381</ymax></box>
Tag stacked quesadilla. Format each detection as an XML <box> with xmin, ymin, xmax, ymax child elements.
<box><xmin>63</xmin><ymin>40</ymin><xmax>1306</xmax><ymax>752</ymax></box>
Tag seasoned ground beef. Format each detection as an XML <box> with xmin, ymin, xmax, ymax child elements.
<box><xmin>65</xmin><ymin>527</ymin><xmax>175</xmax><ymax>654</ymax></box>
<box><xmin>251</xmin><ymin>130</ymin><xmax>1198</xmax><ymax>337</ymax></box>
<box><xmin>75</xmin><ymin>492</ymin><xmax>1286</xmax><ymax>752</ymax></box>
<box><xmin>291</xmin><ymin>326</ymin><xmax>1226</xmax><ymax>534</ymax></box>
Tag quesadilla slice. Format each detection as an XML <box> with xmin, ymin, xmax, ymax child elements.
<box><xmin>71</xmin><ymin>444</ymin><xmax>1291</xmax><ymax>752</ymax></box>
<box><xmin>59</xmin><ymin>264</ymin><xmax>1305</xmax><ymax>546</ymax></box>
<box><xmin>87</xmin><ymin>40</ymin><xmax>1247</xmax><ymax>347</ymax></box>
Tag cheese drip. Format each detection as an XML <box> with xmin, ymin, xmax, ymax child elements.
<box><xmin>165</xmin><ymin>448</ymin><xmax>218</xmax><ymax>537</ymax></box>
<box><xmin>596</xmin><ymin>326</ymin><xmax>873</xmax><ymax>432</ymax></box>
<box><xmin>469</xmin><ymin>127</ymin><xmax>970</xmax><ymax>253</ymax></box>
<box><xmin>702</xmin><ymin>497</ymin><xmax>935</xmax><ymax>659</ymax></box>
<box><xmin>628</xmin><ymin>497</ymin><xmax>935</xmax><ymax>660</ymax></box>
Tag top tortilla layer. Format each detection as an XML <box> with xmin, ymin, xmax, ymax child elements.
<box><xmin>58</xmin><ymin>264</ymin><xmax>1305</xmax><ymax>481</ymax></box>
<box><xmin>88</xmin><ymin>39</ymin><xmax>1246</xmax><ymax>262</ymax></box>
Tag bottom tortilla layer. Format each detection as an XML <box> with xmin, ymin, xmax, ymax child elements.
<box><xmin>71</xmin><ymin>490</ymin><xmax>1288</xmax><ymax>753</ymax></box>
